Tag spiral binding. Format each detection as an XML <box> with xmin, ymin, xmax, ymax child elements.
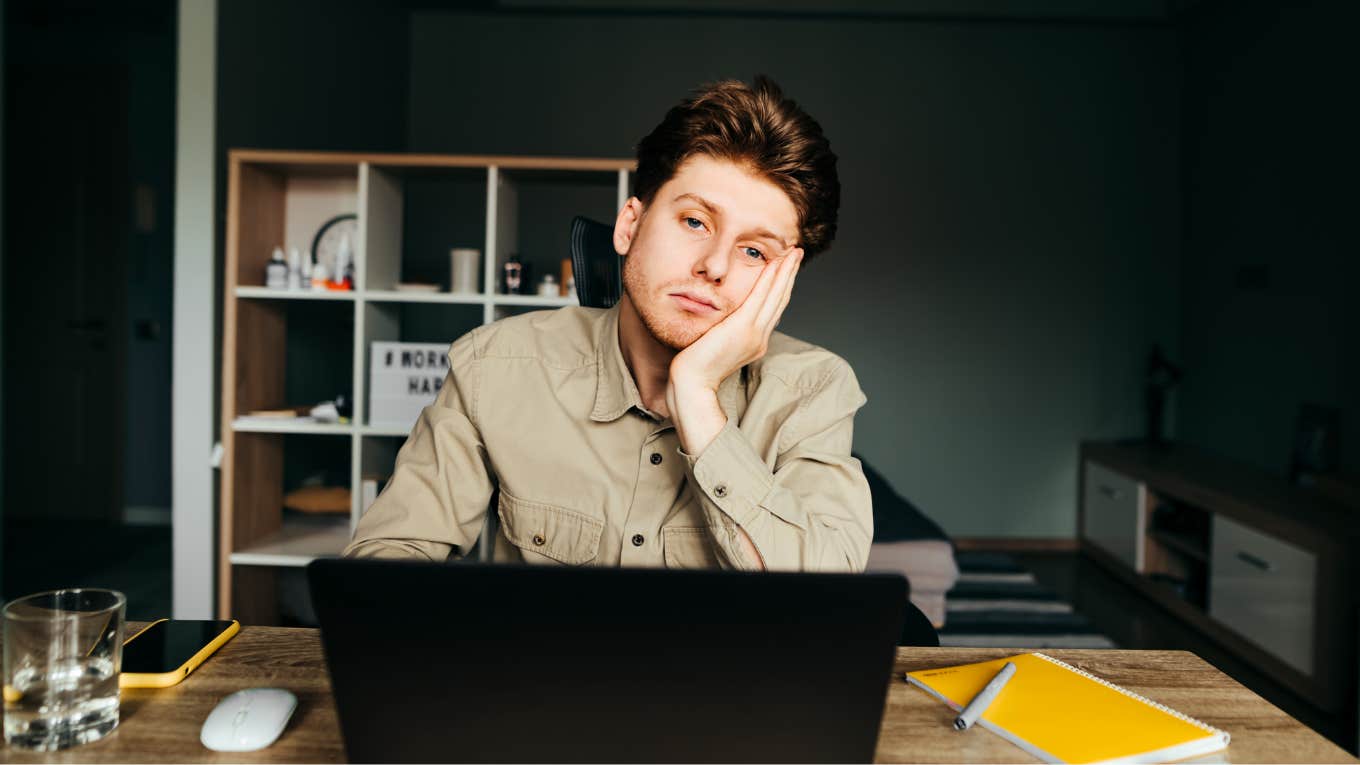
<box><xmin>1032</xmin><ymin>653</ymin><xmax>1230</xmax><ymax>743</ymax></box>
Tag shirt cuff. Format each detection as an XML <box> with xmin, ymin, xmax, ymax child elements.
<box><xmin>680</xmin><ymin>419</ymin><xmax>774</xmax><ymax>528</ymax></box>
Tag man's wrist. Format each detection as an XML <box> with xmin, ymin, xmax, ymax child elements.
<box><xmin>668</xmin><ymin>378</ymin><xmax>726</xmax><ymax>455</ymax></box>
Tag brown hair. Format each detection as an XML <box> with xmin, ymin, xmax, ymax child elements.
<box><xmin>633</xmin><ymin>75</ymin><xmax>840</xmax><ymax>259</ymax></box>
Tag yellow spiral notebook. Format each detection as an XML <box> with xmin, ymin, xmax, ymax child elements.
<box><xmin>906</xmin><ymin>653</ymin><xmax>1230</xmax><ymax>764</ymax></box>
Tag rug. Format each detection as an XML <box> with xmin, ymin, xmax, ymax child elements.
<box><xmin>936</xmin><ymin>551</ymin><xmax>1118</xmax><ymax>649</ymax></box>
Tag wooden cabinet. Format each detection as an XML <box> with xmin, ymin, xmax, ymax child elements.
<box><xmin>1209</xmin><ymin>515</ymin><xmax>1318</xmax><ymax>676</ymax></box>
<box><xmin>1081</xmin><ymin>461</ymin><xmax>1146</xmax><ymax>571</ymax></box>
<box><xmin>1078</xmin><ymin>441</ymin><xmax>1358</xmax><ymax>720</ymax></box>
<box><xmin>219</xmin><ymin>150</ymin><xmax>633</xmax><ymax>624</ymax></box>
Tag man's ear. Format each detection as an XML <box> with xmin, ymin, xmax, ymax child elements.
<box><xmin>613</xmin><ymin>197</ymin><xmax>644</xmax><ymax>256</ymax></box>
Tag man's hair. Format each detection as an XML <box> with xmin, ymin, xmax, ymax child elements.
<box><xmin>633</xmin><ymin>75</ymin><xmax>840</xmax><ymax>259</ymax></box>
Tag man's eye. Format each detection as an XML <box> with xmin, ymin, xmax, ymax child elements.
<box><xmin>683</xmin><ymin>217</ymin><xmax>706</xmax><ymax>231</ymax></box>
<box><xmin>743</xmin><ymin>246</ymin><xmax>765</xmax><ymax>261</ymax></box>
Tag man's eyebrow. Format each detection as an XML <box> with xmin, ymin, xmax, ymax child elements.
<box><xmin>672</xmin><ymin>192</ymin><xmax>791</xmax><ymax>250</ymax></box>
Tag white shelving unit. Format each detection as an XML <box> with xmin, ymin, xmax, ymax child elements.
<box><xmin>220</xmin><ymin>151</ymin><xmax>633</xmax><ymax>622</ymax></box>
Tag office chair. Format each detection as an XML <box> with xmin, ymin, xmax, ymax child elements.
<box><xmin>570</xmin><ymin>215</ymin><xmax>622</xmax><ymax>309</ymax></box>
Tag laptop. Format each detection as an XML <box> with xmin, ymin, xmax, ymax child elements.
<box><xmin>308</xmin><ymin>559</ymin><xmax>906</xmax><ymax>763</ymax></box>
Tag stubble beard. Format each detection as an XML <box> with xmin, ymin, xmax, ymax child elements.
<box><xmin>621</xmin><ymin>252</ymin><xmax>710</xmax><ymax>351</ymax></box>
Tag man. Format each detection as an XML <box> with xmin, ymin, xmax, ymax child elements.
<box><xmin>344</xmin><ymin>75</ymin><xmax>871</xmax><ymax>571</ymax></box>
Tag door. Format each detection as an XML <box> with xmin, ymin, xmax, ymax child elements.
<box><xmin>3</xmin><ymin>62</ymin><xmax>128</xmax><ymax>525</ymax></box>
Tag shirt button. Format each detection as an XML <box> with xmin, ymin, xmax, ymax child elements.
<box><xmin>631</xmin><ymin>534</ymin><xmax>645</xmax><ymax>547</ymax></box>
<box><xmin>714</xmin><ymin>484</ymin><xmax>728</xmax><ymax>498</ymax></box>
<box><xmin>532</xmin><ymin>534</ymin><xmax>546</xmax><ymax>546</ymax></box>
<box><xmin>650</xmin><ymin>452</ymin><xmax>663</xmax><ymax>465</ymax></box>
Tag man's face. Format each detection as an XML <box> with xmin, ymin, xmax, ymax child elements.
<box><xmin>618</xmin><ymin>155</ymin><xmax>801</xmax><ymax>350</ymax></box>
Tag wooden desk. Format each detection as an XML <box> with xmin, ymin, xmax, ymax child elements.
<box><xmin>3</xmin><ymin>626</ymin><xmax>1355</xmax><ymax>763</ymax></box>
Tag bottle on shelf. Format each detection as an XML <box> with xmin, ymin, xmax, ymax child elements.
<box><xmin>265</xmin><ymin>246</ymin><xmax>289</xmax><ymax>289</ymax></box>
<box><xmin>286</xmin><ymin>247</ymin><xmax>302</xmax><ymax>290</ymax></box>
<box><xmin>502</xmin><ymin>253</ymin><xmax>525</xmax><ymax>295</ymax></box>
<box><xmin>560</xmin><ymin>258</ymin><xmax>574</xmax><ymax>298</ymax></box>
<box><xmin>311</xmin><ymin>261</ymin><xmax>330</xmax><ymax>291</ymax></box>
<box><xmin>330</xmin><ymin>233</ymin><xmax>355</xmax><ymax>291</ymax></box>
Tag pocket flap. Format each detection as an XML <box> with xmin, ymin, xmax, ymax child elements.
<box><xmin>497</xmin><ymin>491</ymin><xmax>603</xmax><ymax>565</ymax></box>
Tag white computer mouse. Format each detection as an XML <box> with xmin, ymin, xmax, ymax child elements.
<box><xmin>200</xmin><ymin>687</ymin><xmax>298</xmax><ymax>752</ymax></box>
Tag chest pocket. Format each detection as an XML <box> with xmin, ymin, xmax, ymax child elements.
<box><xmin>662</xmin><ymin>527</ymin><xmax>722</xmax><ymax>569</ymax></box>
<box><xmin>498</xmin><ymin>490</ymin><xmax>603</xmax><ymax>565</ymax></box>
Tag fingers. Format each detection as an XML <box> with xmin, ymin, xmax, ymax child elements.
<box><xmin>732</xmin><ymin>251</ymin><xmax>783</xmax><ymax>321</ymax></box>
<box><xmin>754</xmin><ymin>248</ymin><xmax>802</xmax><ymax>330</ymax></box>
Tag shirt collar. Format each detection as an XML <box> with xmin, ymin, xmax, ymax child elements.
<box><xmin>591</xmin><ymin>304</ymin><xmax>749</xmax><ymax>424</ymax></box>
<box><xmin>591</xmin><ymin>305</ymin><xmax>643</xmax><ymax>422</ymax></box>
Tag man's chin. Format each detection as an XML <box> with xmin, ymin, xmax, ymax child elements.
<box><xmin>651</xmin><ymin>324</ymin><xmax>703</xmax><ymax>351</ymax></box>
<box><xmin>621</xmin><ymin>288</ymin><xmax>714</xmax><ymax>350</ymax></box>
<box><xmin>645</xmin><ymin>313</ymin><xmax>709</xmax><ymax>351</ymax></box>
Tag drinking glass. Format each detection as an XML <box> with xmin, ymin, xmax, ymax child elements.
<box><xmin>3</xmin><ymin>588</ymin><xmax>126</xmax><ymax>751</ymax></box>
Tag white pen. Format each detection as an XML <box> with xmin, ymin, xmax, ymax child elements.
<box><xmin>954</xmin><ymin>661</ymin><xmax>1017</xmax><ymax>731</ymax></box>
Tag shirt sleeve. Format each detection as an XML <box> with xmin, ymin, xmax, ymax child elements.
<box><xmin>680</xmin><ymin>360</ymin><xmax>873</xmax><ymax>572</ymax></box>
<box><xmin>343</xmin><ymin>332</ymin><xmax>494</xmax><ymax>562</ymax></box>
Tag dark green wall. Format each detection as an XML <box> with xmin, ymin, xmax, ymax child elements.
<box><xmin>0</xmin><ymin>0</ymin><xmax>6</xmax><ymax>589</ymax></box>
<box><xmin>1178</xmin><ymin>0</ymin><xmax>1358</xmax><ymax>478</ymax></box>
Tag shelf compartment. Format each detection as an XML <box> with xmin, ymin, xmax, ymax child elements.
<box><xmin>356</xmin><ymin>302</ymin><xmax>480</xmax><ymax>430</ymax></box>
<box><xmin>492</xmin><ymin>166</ymin><xmax>627</xmax><ymax>303</ymax></box>
<box><xmin>229</xmin><ymin>298</ymin><xmax>355</xmax><ymax>419</ymax></box>
<box><xmin>1148</xmin><ymin>528</ymin><xmax>1208</xmax><ymax>563</ymax></box>
<box><xmin>361</xmin><ymin>164</ymin><xmax>488</xmax><ymax>293</ymax></box>
<box><xmin>1141</xmin><ymin>493</ymin><xmax>1211</xmax><ymax>609</ymax></box>
<box><xmin>229</xmin><ymin>517</ymin><xmax>352</xmax><ymax>567</ymax></box>
<box><xmin>232</xmin><ymin>161</ymin><xmax>358</xmax><ymax>289</ymax></box>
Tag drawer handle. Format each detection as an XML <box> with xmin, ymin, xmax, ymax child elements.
<box><xmin>1236</xmin><ymin>550</ymin><xmax>1274</xmax><ymax>572</ymax></box>
<box><xmin>1098</xmin><ymin>485</ymin><xmax>1125</xmax><ymax>501</ymax></box>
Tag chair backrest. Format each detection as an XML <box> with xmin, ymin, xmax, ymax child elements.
<box><xmin>900</xmin><ymin>601</ymin><xmax>941</xmax><ymax>646</ymax></box>
<box><xmin>570</xmin><ymin>215</ymin><xmax>622</xmax><ymax>308</ymax></box>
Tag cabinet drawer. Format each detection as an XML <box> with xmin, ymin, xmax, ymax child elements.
<box><xmin>1210</xmin><ymin>515</ymin><xmax>1316</xmax><ymax>676</ymax></box>
<box><xmin>1082</xmin><ymin>462</ymin><xmax>1144</xmax><ymax>570</ymax></box>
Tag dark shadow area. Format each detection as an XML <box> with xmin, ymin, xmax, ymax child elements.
<box><xmin>1</xmin><ymin>0</ymin><xmax>176</xmax><ymax>614</ymax></box>
<box><xmin>2</xmin><ymin>521</ymin><xmax>171</xmax><ymax>619</ymax></box>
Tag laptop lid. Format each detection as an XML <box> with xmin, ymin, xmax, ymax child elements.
<box><xmin>308</xmin><ymin>559</ymin><xmax>906</xmax><ymax>763</ymax></box>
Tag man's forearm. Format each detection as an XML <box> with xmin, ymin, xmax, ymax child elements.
<box><xmin>669</xmin><ymin>379</ymin><xmax>768</xmax><ymax>570</ymax></box>
<box><xmin>668</xmin><ymin>379</ymin><xmax>727</xmax><ymax>457</ymax></box>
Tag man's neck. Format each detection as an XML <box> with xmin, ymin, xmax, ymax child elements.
<box><xmin>616</xmin><ymin>294</ymin><xmax>675</xmax><ymax>418</ymax></box>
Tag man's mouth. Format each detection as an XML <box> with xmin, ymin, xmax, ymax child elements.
<box><xmin>670</xmin><ymin>292</ymin><xmax>719</xmax><ymax>313</ymax></box>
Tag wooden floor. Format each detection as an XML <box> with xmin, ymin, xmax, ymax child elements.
<box><xmin>1013</xmin><ymin>550</ymin><xmax>1357</xmax><ymax>755</ymax></box>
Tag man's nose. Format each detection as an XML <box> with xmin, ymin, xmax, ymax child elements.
<box><xmin>693</xmin><ymin>238</ymin><xmax>732</xmax><ymax>283</ymax></box>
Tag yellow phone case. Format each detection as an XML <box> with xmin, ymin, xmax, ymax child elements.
<box><xmin>119</xmin><ymin>619</ymin><xmax>240</xmax><ymax>688</ymax></box>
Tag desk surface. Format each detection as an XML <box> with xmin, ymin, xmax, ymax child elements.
<box><xmin>2</xmin><ymin>625</ymin><xmax>1355</xmax><ymax>764</ymax></box>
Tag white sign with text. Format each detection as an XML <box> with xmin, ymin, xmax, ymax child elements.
<box><xmin>369</xmin><ymin>342</ymin><xmax>451</xmax><ymax>430</ymax></box>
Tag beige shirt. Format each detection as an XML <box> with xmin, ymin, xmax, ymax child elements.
<box><xmin>344</xmin><ymin>304</ymin><xmax>872</xmax><ymax>571</ymax></box>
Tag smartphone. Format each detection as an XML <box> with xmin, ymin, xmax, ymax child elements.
<box><xmin>120</xmin><ymin>618</ymin><xmax>240</xmax><ymax>688</ymax></box>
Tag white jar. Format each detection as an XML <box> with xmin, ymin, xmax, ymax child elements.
<box><xmin>449</xmin><ymin>248</ymin><xmax>480</xmax><ymax>294</ymax></box>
